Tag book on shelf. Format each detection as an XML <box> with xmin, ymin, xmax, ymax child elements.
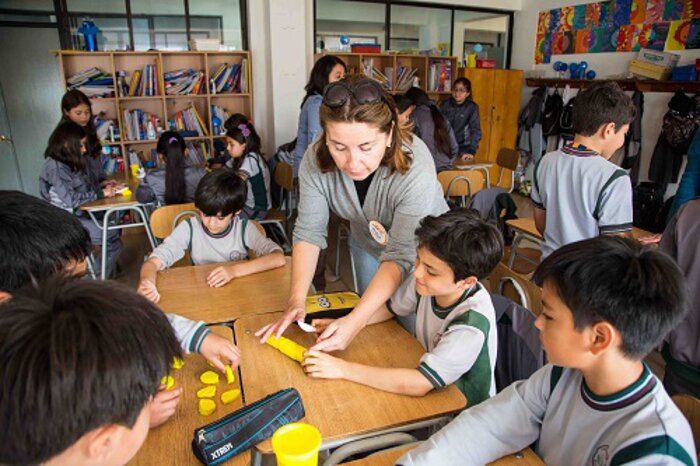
<box><xmin>209</xmin><ymin>60</ymin><xmax>248</xmax><ymax>94</ymax></box>
<box><xmin>361</xmin><ymin>58</ymin><xmax>392</xmax><ymax>90</ymax></box>
<box><xmin>395</xmin><ymin>66</ymin><xmax>419</xmax><ymax>92</ymax></box>
<box><xmin>94</xmin><ymin>115</ymin><xmax>120</xmax><ymax>143</ymax></box>
<box><xmin>100</xmin><ymin>146</ymin><xmax>124</xmax><ymax>175</ymax></box>
<box><xmin>186</xmin><ymin>141</ymin><xmax>209</xmax><ymax>166</ymax></box>
<box><xmin>210</xmin><ymin>105</ymin><xmax>231</xmax><ymax>135</ymax></box>
<box><xmin>121</xmin><ymin>108</ymin><xmax>161</xmax><ymax>141</ymax></box>
<box><xmin>168</xmin><ymin>105</ymin><xmax>209</xmax><ymax>137</ymax></box>
<box><xmin>67</xmin><ymin>67</ymin><xmax>114</xmax><ymax>98</ymax></box>
<box><xmin>428</xmin><ymin>59</ymin><xmax>453</xmax><ymax>92</ymax></box>
<box><xmin>164</xmin><ymin>69</ymin><xmax>205</xmax><ymax>95</ymax></box>
<box><xmin>124</xmin><ymin>64</ymin><xmax>159</xmax><ymax>97</ymax></box>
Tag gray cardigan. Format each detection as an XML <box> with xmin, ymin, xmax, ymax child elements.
<box><xmin>294</xmin><ymin>136</ymin><xmax>448</xmax><ymax>278</ymax></box>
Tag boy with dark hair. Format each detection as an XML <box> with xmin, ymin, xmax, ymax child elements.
<box><xmin>0</xmin><ymin>278</ymin><xmax>182</xmax><ymax>465</ymax></box>
<box><xmin>531</xmin><ymin>82</ymin><xmax>636</xmax><ymax>258</ymax></box>
<box><xmin>138</xmin><ymin>169</ymin><xmax>285</xmax><ymax>302</ymax></box>
<box><xmin>304</xmin><ymin>208</ymin><xmax>503</xmax><ymax>404</ymax></box>
<box><xmin>0</xmin><ymin>190</ymin><xmax>241</xmax><ymax>428</ymax></box>
<box><xmin>400</xmin><ymin>237</ymin><xmax>695</xmax><ymax>465</ymax></box>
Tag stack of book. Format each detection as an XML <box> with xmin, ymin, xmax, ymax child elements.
<box><xmin>168</xmin><ymin>105</ymin><xmax>208</xmax><ymax>137</ymax></box>
<box><xmin>126</xmin><ymin>64</ymin><xmax>160</xmax><ymax>96</ymax></box>
<box><xmin>209</xmin><ymin>60</ymin><xmax>248</xmax><ymax>94</ymax></box>
<box><xmin>122</xmin><ymin>109</ymin><xmax>161</xmax><ymax>141</ymax></box>
<box><xmin>427</xmin><ymin>59</ymin><xmax>453</xmax><ymax>92</ymax></box>
<box><xmin>100</xmin><ymin>146</ymin><xmax>124</xmax><ymax>175</ymax></box>
<box><xmin>186</xmin><ymin>141</ymin><xmax>209</xmax><ymax>166</ymax></box>
<box><xmin>164</xmin><ymin>69</ymin><xmax>206</xmax><ymax>95</ymax></box>
<box><xmin>361</xmin><ymin>58</ymin><xmax>392</xmax><ymax>90</ymax></box>
<box><xmin>94</xmin><ymin>115</ymin><xmax>120</xmax><ymax>143</ymax></box>
<box><xmin>67</xmin><ymin>67</ymin><xmax>115</xmax><ymax>98</ymax></box>
<box><xmin>394</xmin><ymin>66</ymin><xmax>418</xmax><ymax>92</ymax></box>
<box><xmin>210</xmin><ymin>105</ymin><xmax>231</xmax><ymax>135</ymax></box>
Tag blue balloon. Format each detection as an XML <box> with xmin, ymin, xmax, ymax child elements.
<box><xmin>340</xmin><ymin>35</ymin><xmax>350</xmax><ymax>45</ymax></box>
<box><xmin>560</xmin><ymin>63</ymin><xmax>568</xmax><ymax>71</ymax></box>
<box><xmin>553</xmin><ymin>61</ymin><xmax>563</xmax><ymax>71</ymax></box>
<box><xmin>579</xmin><ymin>61</ymin><xmax>588</xmax><ymax>70</ymax></box>
<box><xmin>569</xmin><ymin>62</ymin><xmax>579</xmax><ymax>72</ymax></box>
<box><xmin>473</xmin><ymin>43</ymin><xmax>483</xmax><ymax>53</ymax></box>
<box><xmin>586</xmin><ymin>70</ymin><xmax>597</xmax><ymax>79</ymax></box>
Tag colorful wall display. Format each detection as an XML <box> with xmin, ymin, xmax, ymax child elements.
<box><xmin>535</xmin><ymin>0</ymin><xmax>700</xmax><ymax>64</ymax></box>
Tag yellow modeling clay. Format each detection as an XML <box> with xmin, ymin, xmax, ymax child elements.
<box><xmin>265</xmin><ymin>336</ymin><xmax>306</xmax><ymax>363</ymax></box>
<box><xmin>160</xmin><ymin>375</ymin><xmax>175</xmax><ymax>390</ymax></box>
<box><xmin>200</xmin><ymin>371</ymin><xmax>219</xmax><ymax>384</ymax></box>
<box><xmin>221</xmin><ymin>389</ymin><xmax>241</xmax><ymax>405</ymax></box>
<box><xmin>225</xmin><ymin>365</ymin><xmax>235</xmax><ymax>384</ymax></box>
<box><xmin>198</xmin><ymin>399</ymin><xmax>216</xmax><ymax>416</ymax></box>
<box><xmin>197</xmin><ymin>385</ymin><xmax>217</xmax><ymax>399</ymax></box>
<box><xmin>172</xmin><ymin>357</ymin><xmax>185</xmax><ymax>369</ymax></box>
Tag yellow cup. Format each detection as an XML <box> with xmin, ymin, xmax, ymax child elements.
<box><xmin>467</xmin><ymin>54</ymin><xmax>477</xmax><ymax>68</ymax></box>
<box><xmin>130</xmin><ymin>164</ymin><xmax>140</xmax><ymax>177</ymax></box>
<box><xmin>271</xmin><ymin>423</ymin><xmax>322</xmax><ymax>466</ymax></box>
<box><xmin>121</xmin><ymin>188</ymin><xmax>132</xmax><ymax>199</ymax></box>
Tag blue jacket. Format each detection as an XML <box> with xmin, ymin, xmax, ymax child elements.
<box><xmin>292</xmin><ymin>94</ymin><xmax>323</xmax><ymax>177</ymax></box>
<box><xmin>440</xmin><ymin>97</ymin><xmax>482</xmax><ymax>155</ymax></box>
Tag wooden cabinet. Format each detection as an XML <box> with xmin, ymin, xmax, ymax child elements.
<box><xmin>462</xmin><ymin>68</ymin><xmax>523</xmax><ymax>180</ymax></box>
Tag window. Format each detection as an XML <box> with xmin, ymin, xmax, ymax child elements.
<box><xmin>454</xmin><ymin>10</ymin><xmax>510</xmax><ymax>69</ymax></box>
<box><xmin>315</xmin><ymin>0</ymin><xmax>386</xmax><ymax>53</ymax></box>
<box><xmin>189</xmin><ymin>0</ymin><xmax>243</xmax><ymax>51</ymax></box>
<box><xmin>390</xmin><ymin>4</ymin><xmax>451</xmax><ymax>55</ymax></box>
<box><xmin>67</xmin><ymin>0</ymin><xmax>130</xmax><ymax>50</ymax></box>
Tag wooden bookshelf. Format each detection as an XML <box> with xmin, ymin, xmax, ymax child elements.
<box><xmin>315</xmin><ymin>52</ymin><xmax>458</xmax><ymax>96</ymax></box>
<box><xmin>55</xmin><ymin>50</ymin><xmax>253</xmax><ymax>182</ymax></box>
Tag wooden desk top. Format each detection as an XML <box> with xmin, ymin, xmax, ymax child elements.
<box><xmin>129</xmin><ymin>326</ymin><xmax>249</xmax><ymax>466</ymax></box>
<box><xmin>506</xmin><ymin>217</ymin><xmax>652</xmax><ymax>241</ymax></box>
<box><xmin>342</xmin><ymin>445</ymin><xmax>543</xmax><ymax>465</ymax></box>
<box><xmin>234</xmin><ymin>312</ymin><xmax>467</xmax><ymax>455</ymax></box>
<box><xmin>155</xmin><ymin>258</ymin><xmax>292</xmax><ymax>323</ymax></box>
<box><xmin>80</xmin><ymin>193</ymin><xmax>141</xmax><ymax>210</ymax></box>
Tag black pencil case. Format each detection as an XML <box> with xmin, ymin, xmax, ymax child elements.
<box><xmin>191</xmin><ymin>388</ymin><xmax>305</xmax><ymax>465</ymax></box>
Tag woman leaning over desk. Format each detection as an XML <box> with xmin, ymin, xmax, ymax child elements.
<box><xmin>256</xmin><ymin>75</ymin><xmax>448</xmax><ymax>352</ymax></box>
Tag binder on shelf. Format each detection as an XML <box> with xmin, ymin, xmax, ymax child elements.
<box><xmin>67</xmin><ymin>67</ymin><xmax>114</xmax><ymax>98</ymax></box>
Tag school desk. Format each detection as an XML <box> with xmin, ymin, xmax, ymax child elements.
<box><xmin>80</xmin><ymin>193</ymin><xmax>157</xmax><ymax>279</ymax></box>
<box><xmin>154</xmin><ymin>257</ymin><xmax>292</xmax><ymax>323</ymax></box>
<box><xmin>129</xmin><ymin>325</ymin><xmax>249</xmax><ymax>466</ymax></box>
<box><xmin>341</xmin><ymin>444</ymin><xmax>544</xmax><ymax>465</ymax></box>
<box><xmin>505</xmin><ymin>217</ymin><xmax>653</xmax><ymax>269</ymax></box>
<box><xmin>234</xmin><ymin>312</ymin><xmax>467</xmax><ymax>464</ymax></box>
<box><xmin>453</xmin><ymin>160</ymin><xmax>494</xmax><ymax>188</ymax></box>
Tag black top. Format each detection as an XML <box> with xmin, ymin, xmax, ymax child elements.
<box><xmin>353</xmin><ymin>172</ymin><xmax>375</xmax><ymax>207</ymax></box>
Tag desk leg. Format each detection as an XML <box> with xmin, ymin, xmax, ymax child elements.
<box><xmin>100</xmin><ymin>210</ymin><xmax>116</xmax><ymax>280</ymax></box>
<box><xmin>507</xmin><ymin>232</ymin><xmax>523</xmax><ymax>269</ymax></box>
<box><xmin>135</xmin><ymin>205</ymin><xmax>157</xmax><ymax>250</ymax></box>
<box><xmin>480</xmin><ymin>167</ymin><xmax>491</xmax><ymax>189</ymax></box>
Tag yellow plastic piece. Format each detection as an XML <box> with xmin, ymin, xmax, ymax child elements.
<box><xmin>172</xmin><ymin>357</ymin><xmax>185</xmax><ymax>369</ymax></box>
<box><xmin>225</xmin><ymin>365</ymin><xmax>235</xmax><ymax>384</ymax></box>
<box><xmin>221</xmin><ymin>389</ymin><xmax>241</xmax><ymax>405</ymax></box>
<box><xmin>200</xmin><ymin>371</ymin><xmax>219</xmax><ymax>385</ymax></box>
<box><xmin>197</xmin><ymin>385</ymin><xmax>217</xmax><ymax>398</ymax></box>
<box><xmin>198</xmin><ymin>399</ymin><xmax>216</xmax><ymax>416</ymax></box>
<box><xmin>160</xmin><ymin>375</ymin><xmax>175</xmax><ymax>390</ymax></box>
<box><xmin>272</xmin><ymin>422</ymin><xmax>322</xmax><ymax>466</ymax></box>
<box><xmin>265</xmin><ymin>336</ymin><xmax>306</xmax><ymax>363</ymax></box>
<box><xmin>120</xmin><ymin>188</ymin><xmax>132</xmax><ymax>199</ymax></box>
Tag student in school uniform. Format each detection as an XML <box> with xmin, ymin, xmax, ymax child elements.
<box><xmin>137</xmin><ymin>169</ymin><xmax>285</xmax><ymax>303</ymax></box>
<box><xmin>304</xmin><ymin>209</ymin><xmax>502</xmax><ymax>405</ymax></box>
<box><xmin>440</xmin><ymin>77</ymin><xmax>482</xmax><ymax>162</ymax></box>
<box><xmin>225</xmin><ymin>120</ymin><xmax>271</xmax><ymax>220</ymax></box>
<box><xmin>135</xmin><ymin>131</ymin><xmax>206</xmax><ymax>205</ymax></box>
<box><xmin>0</xmin><ymin>278</ymin><xmax>182</xmax><ymax>465</ymax></box>
<box><xmin>392</xmin><ymin>93</ymin><xmax>415</xmax><ymax>125</ymax></box>
<box><xmin>0</xmin><ymin>190</ymin><xmax>241</xmax><ymax>429</ymax></box>
<box><xmin>39</xmin><ymin>120</ymin><xmax>123</xmax><ymax>278</ymax></box>
<box><xmin>531</xmin><ymin>82</ymin><xmax>636</xmax><ymax>258</ymax></box>
<box><xmin>400</xmin><ymin>237</ymin><xmax>696</xmax><ymax>465</ymax></box>
<box><xmin>405</xmin><ymin>86</ymin><xmax>458</xmax><ymax>172</ymax></box>
<box><xmin>256</xmin><ymin>76</ymin><xmax>448</xmax><ymax>352</ymax></box>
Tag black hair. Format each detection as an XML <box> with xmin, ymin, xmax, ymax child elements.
<box><xmin>0</xmin><ymin>278</ymin><xmax>181</xmax><ymax>464</ymax></box>
<box><xmin>303</xmin><ymin>55</ymin><xmax>347</xmax><ymax>107</ymax></box>
<box><xmin>195</xmin><ymin>168</ymin><xmax>247</xmax><ymax>216</ymax></box>
<box><xmin>392</xmin><ymin>94</ymin><xmax>414</xmax><ymax>114</ymax></box>
<box><xmin>0</xmin><ymin>191</ymin><xmax>91</xmax><ymax>292</ymax></box>
<box><xmin>572</xmin><ymin>81</ymin><xmax>636</xmax><ymax>136</ymax></box>
<box><xmin>405</xmin><ymin>87</ymin><xmax>452</xmax><ymax>158</ymax></box>
<box><xmin>156</xmin><ymin>131</ymin><xmax>187</xmax><ymax>205</ymax></box>
<box><xmin>453</xmin><ymin>77</ymin><xmax>472</xmax><ymax>95</ymax></box>
<box><xmin>533</xmin><ymin>236</ymin><xmax>687</xmax><ymax>359</ymax></box>
<box><xmin>415</xmin><ymin>208</ymin><xmax>503</xmax><ymax>281</ymax></box>
<box><xmin>45</xmin><ymin>120</ymin><xmax>87</xmax><ymax>172</ymax></box>
<box><xmin>225</xmin><ymin>120</ymin><xmax>262</xmax><ymax>171</ymax></box>
<box><xmin>60</xmin><ymin>89</ymin><xmax>102</xmax><ymax>158</ymax></box>
<box><xmin>223</xmin><ymin>113</ymin><xmax>251</xmax><ymax>133</ymax></box>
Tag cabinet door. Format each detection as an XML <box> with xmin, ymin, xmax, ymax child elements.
<box><xmin>462</xmin><ymin>68</ymin><xmax>494</xmax><ymax>162</ymax></box>
<box><xmin>491</xmin><ymin>70</ymin><xmax>523</xmax><ymax>153</ymax></box>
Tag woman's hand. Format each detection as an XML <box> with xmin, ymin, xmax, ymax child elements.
<box><xmin>310</xmin><ymin>315</ymin><xmax>364</xmax><ymax>352</ymax></box>
<box><xmin>255</xmin><ymin>301</ymin><xmax>306</xmax><ymax>343</ymax></box>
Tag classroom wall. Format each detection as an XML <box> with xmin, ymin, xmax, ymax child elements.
<box><xmin>511</xmin><ymin>0</ymin><xmax>699</xmax><ymax>194</ymax></box>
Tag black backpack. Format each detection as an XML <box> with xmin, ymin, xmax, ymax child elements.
<box><xmin>559</xmin><ymin>97</ymin><xmax>575</xmax><ymax>135</ymax></box>
<box><xmin>632</xmin><ymin>182</ymin><xmax>664</xmax><ymax>232</ymax></box>
<box><xmin>542</xmin><ymin>92</ymin><xmax>564</xmax><ymax>137</ymax></box>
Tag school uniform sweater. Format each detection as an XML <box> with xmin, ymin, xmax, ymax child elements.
<box><xmin>440</xmin><ymin>97</ymin><xmax>482</xmax><ymax>155</ymax></box>
<box><xmin>135</xmin><ymin>165</ymin><xmax>207</xmax><ymax>205</ymax></box>
<box><xmin>39</xmin><ymin>158</ymin><xmax>97</xmax><ymax>214</ymax></box>
<box><xmin>410</xmin><ymin>104</ymin><xmax>459</xmax><ymax>172</ymax></box>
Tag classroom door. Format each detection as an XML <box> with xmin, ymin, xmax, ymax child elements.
<box><xmin>0</xmin><ymin>26</ymin><xmax>63</xmax><ymax>195</ymax></box>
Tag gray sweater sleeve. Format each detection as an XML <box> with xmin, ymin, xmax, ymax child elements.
<box><xmin>166</xmin><ymin>313</ymin><xmax>211</xmax><ymax>353</ymax></box>
<box><xmin>43</xmin><ymin>161</ymin><xmax>98</xmax><ymax>211</ymax></box>
<box><xmin>244</xmin><ymin>221</ymin><xmax>283</xmax><ymax>257</ymax></box>
<box><xmin>150</xmin><ymin>221</ymin><xmax>189</xmax><ymax>268</ymax></box>
<box><xmin>292</xmin><ymin>147</ymin><xmax>331</xmax><ymax>250</ymax></box>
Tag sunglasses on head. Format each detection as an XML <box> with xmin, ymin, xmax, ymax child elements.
<box><xmin>322</xmin><ymin>79</ymin><xmax>387</xmax><ymax>108</ymax></box>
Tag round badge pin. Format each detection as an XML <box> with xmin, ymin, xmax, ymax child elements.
<box><xmin>368</xmin><ymin>220</ymin><xmax>388</xmax><ymax>246</ymax></box>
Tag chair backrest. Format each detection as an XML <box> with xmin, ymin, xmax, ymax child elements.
<box><xmin>672</xmin><ymin>394</ymin><xmax>700</xmax><ymax>458</ymax></box>
<box><xmin>150</xmin><ymin>203</ymin><xmax>197</xmax><ymax>239</ymax></box>
<box><xmin>437</xmin><ymin>170</ymin><xmax>485</xmax><ymax>198</ymax></box>
<box><xmin>274</xmin><ymin>161</ymin><xmax>294</xmax><ymax>193</ymax></box>
<box><xmin>489</xmin><ymin>261</ymin><xmax>542</xmax><ymax>316</ymax></box>
<box><xmin>496</xmin><ymin>148</ymin><xmax>520</xmax><ymax>192</ymax></box>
